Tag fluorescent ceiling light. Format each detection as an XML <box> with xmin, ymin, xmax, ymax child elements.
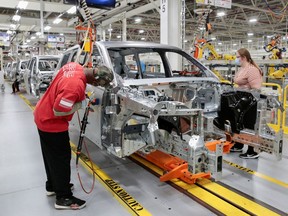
<box><xmin>26</xmin><ymin>39</ymin><xmax>31</xmax><ymax>43</ymax></box>
<box><xmin>218</xmin><ymin>42</ymin><xmax>222</xmax><ymax>45</ymax></box>
<box><xmin>7</xmin><ymin>30</ymin><xmax>12</xmax><ymax>34</ymax></box>
<box><xmin>67</xmin><ymin>6</ymin><xmax>76</xmax><ymax>14</ymax></box>
<box><xmin>199</xmin><ymin>27</ymin><xmax>205</xmax><ymax>30</ymax></box>
<box><xmin>10</xmin><ymin>24</ymin><xmax>17</xmax><ymax>29</ymax></box>
<box><xmin>60</xmin><ymin>33</ymin><xmax>64</xmax><ymax>36</ymax></box>
<box><xmin>217</xmin><ymin>12</ymin><xmax>226</xmax><ymax>17</ymax></box>
<box><xmin>17</xmin><ymin>1</ymin><xmax>28</xmax><ymax>9</ymax></box>
<box><xmin>135</xmin><ymin>18</ymin><xmax>141</xmax><ymax>23</ymax></box>
<box><xmin>31</xmin><ymin>36</ymin><xmax>36</xmax><ymax>40</ymax></box>
<box><xmin>211</xmin><ymin>37</ymin><xmax>216</xmax><ymax>40</ymax></box>
<box><xmin>53</xmin><ymin>18</ymin><xmax>63</xmax><ymax>24</ymax></box>
<box><xmin>184</xmin><ymin>40</ymin><xmax>188</xmax><ymax>43</ymax></box>
<box><xmin>117</xmin><ymin>35</ymin><xmax>121</xmax><ymax>38</ymax></box>
<box><xmin>44</xmin><ymin>26</ymin><xmax>51</xmax><ymax>31</ymax></box>
<box><xmin>12</xmin><ymin>15</ymin><xmax>21</xmax><ymax>22</ymax></box>
<box><xmin>233</xmin><ymin>43</ymin><xmax>237</xmax><ymax>46</ymax></box>
<box><xmin>247</xmin><ymin>33</ymin><xmax>254</xmax><ymax>36</ymax></box>
<box><xmin>247</xmin><ymin>39</ymin><xmax>253</xmax><ymax>42</ymax></box>
<box><xmin>249</xmin><ymin>18</ymin><xmax>257</xmax><ymax>23</ymax></box>
<box><xmin>107</xmin><ymin>28</ymin><xmax>113</xmax><ymax>32</ymax></box>
<box><xmin>141</xmin><ymin>37</ymin><xmax>145</xmax><ymax>40</ymax></box>
<box><xmin>139</xmin><ymin>29</ymin><xmax>144</xmax><ymax>34</ymax></box>
<box><xmin>36</xmin><ymin>32</ymin><xmax>42</xmax><ymax>36</ymax></box>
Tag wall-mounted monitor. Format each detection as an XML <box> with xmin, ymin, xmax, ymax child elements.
<box><xmin>63</xmin><ymin>0</ymin><xmax>116</xmax><ymax>9</ymax></box>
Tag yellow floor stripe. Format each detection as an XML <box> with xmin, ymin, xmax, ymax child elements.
<box><xmin>18</xmin><ymin>94</ymin><xmax>35</xmax><ymax>111</ymax></box>
<box><xmin>18</xmin><ymin>94</ymin><xmax>151</xmax><ymax>216</ymax></box>
<box><xmin>198</xmin><ymin>179</ymin><xmax>280</xmax><ymax>216</ymax></box>
<box><xmin>131</xmin><ymin>154</ymin><xmax>282</xmax><ymax>216</ymax></box>
<box><xmin>70</xmin><ymin>143</ymin><xmax>151</xmax><ymax>216</ymax></box>
<box><xmin>224</xmin><ymin>160</ymin><xmax>288</xmax><ymax>188</ymax></box>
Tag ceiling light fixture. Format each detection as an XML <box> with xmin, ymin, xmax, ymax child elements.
<box><xmin>247</xmin><ymin>33</ymin><xmax>254</xmax><ymax>36</ymax></box>
<box><xmin>135</xmin><ymin>18</ymin><xmax>141</xmax><ymax>23</ymax></box>
<box><xmin>211</xmin><ymin>37</ymin><xmax>216</xmax><ymax>40</ymax></box>
<box><xmin>218</xmin><ymin>42</ymin><xmax>222</xmax><ymax>45</ymax></box>
<box><xmin>53</xmin><ymin>18</ymin><xmax>63</xmax><ymax>24</ymax></box>
<box><xmin>117</xmin><ymin>35</ymin><xmax>121</xmax><ymax>38</ymax></box>
<box><xmin>247</xmin><ymin>39</ymin><xmax>253</xmax><ymax>42</ymax></box>
<box><xmin>17</xmin><ymin>0</ymin><xmax>28</xmax><ymax>9</ymax></box>
<box><xmin>233</xmin><ymin>43</ymin><xmax>237</xmax><ymax>46</ymax></box>
<box><xmin>44</xmin><ymin>26</ymin><xmax>51</xmax><ymax>31</ymax></box>
<box><xmin>141</xmin><ymin>37</ymin><xmax>145</xmax><ymax>40</ymax></box>
<box><xmin>12</xmin><ymin>15</ymin><xmax>21</xmax><ymax>22</ymax></box>
<box><xmin>36</xmin><ymin>32</ymin><xmax>42</xmax><ymax>36</ymax></box>
<box><xmin>139</xmin><ymin>29</ymin><xmax>144</xmax><ymax>34</ymax></box>
<box><xmin>249</xmin><ymin>18</ymin><xmax>257</xmax><ymax>23</ymax></box>
<box><xmin>107</xmin><ymin>28</ymin><xmax>113</xmax><ymax>32</ymax></box>
<box><xmin>31</xmin><ymin>36</ymin><xmax>36</xmax><ymax>40</ymax></box>
<box><xmin>26</xmin><ymin>39</ymin><xmax>31</xmax><ymax>43</ymax></box>
<box><xmin>217</xmin><ymin>12</ymin><xmax>226</xmax><ymax>17</ymax></box>
<box><xmin>7</xmin><ymin>30</ymin><xmax>12</xmax><ymax>35</ymax></box>
<box><xmin>67</xmin><ymin>6</ymin><xmax>76</xmax><ymax>14</ymax></box>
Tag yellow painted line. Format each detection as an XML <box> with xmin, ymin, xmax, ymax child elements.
<box><xmin>224</xmin><ymin>160</ymin><xmax>288</xmax><ymax>188</ymax></box>
<box><xmin>131</xmin><ymin>154</ymin><xmax>283</xmax><ymax>216</ymax></box>
<box><xmin>18</xmin><ymin>94</ymin><xmax>151</xmax><ymax>216</ymax></box>
<box><xmin>197</xmin><ymin>179</ymin><xmax>281</xmax><ymax>216</ymax></box>
<box><xmin>18</xmin><ymin>94</ymin><xmax>35</xmax><ymax>111</ymax></box>
<box><xmin>70</xmin><ymin>143</ymin><xmax>151</xmax><ymax>216</ymax></box>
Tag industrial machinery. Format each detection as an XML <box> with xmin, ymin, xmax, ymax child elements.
<box><xmin>193</xmin><ymin>39</ymin><xmax>236</xmax><ymax>61</ymax></box>
<box><xmin>59</xmin><ymin>41</ymin><xmax>283</xmax><ymax>184</ymax></box>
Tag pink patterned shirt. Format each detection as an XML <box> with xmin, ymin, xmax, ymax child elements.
<box><xmin>234</xmin><ymin>64</ymin><xmax>262</xmax><ymax>89</ymax></box>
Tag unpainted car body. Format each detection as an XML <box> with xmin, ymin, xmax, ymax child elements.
<box><xmin>23</xmin><ymin>55</ymin><xmax>60</xmax><ymax>98</ymax></box>
<box><xmin>57</xmin><ymin>41</ymin><xmax>282</xmax><ymax>180</ymax></box>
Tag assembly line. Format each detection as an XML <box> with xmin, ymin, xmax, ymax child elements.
<box><xmin>0</xmin><ymin>0</ymin><xmax>288</xmax><ymax>215</ymax></box>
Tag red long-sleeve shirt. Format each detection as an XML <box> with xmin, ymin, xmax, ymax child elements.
<box><xmin>34</xmin><ymin>62</ymin><xmax>86</xmax><ymax>132</ymax></box>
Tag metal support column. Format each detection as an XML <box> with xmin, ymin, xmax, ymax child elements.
<box><xmin>160</xmin><ymin>0</ymin><xmax>182</xmax><ymax>69</ymax></box>
<box><xmin>122</xmin><ymin>12</ymin><xmax>127</xmax><ymax>41</ymax></box>
<box><xmin>40</xmin><ymin>0</ymin><xmax>44</xmax><ymax>38</ymax></box>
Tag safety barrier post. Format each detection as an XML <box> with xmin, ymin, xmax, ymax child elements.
<box><xmin>261</xmin><ymin>83</ymin><xmax>282</xmax><ymax>133</ymax></box>
<box><xmin>283</xmin><ymin>85</ymin><xmax>288</xmax><ymax>134</ymax></box>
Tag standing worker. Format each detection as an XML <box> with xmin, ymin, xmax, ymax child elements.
<box><xmin>34</xmin><ymin>62</ymin><xmax>114</xmax><ymax>210</ymax></box>
<box><xmin>232</xmin><ymin>48</ymin><xmax>263</xmax><ymax>159</ymax></box>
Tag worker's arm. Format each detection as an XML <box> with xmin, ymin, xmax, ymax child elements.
<box><xmin>53</xmin><ymin>101</ymin><xmax>82</xmax><ymax>116</ymax></box>
<box><xmin>53</xmin><ymin>80</ymin><xmax>86</xmax><ymax>117</ymax></box>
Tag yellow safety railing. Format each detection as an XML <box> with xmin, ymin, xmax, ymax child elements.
<box><xmin>261</xmin><ymin>83</ymin><xmax>282</xmax><ymax>133</ymax></box>
<box><xmin>283</xmin><ymin>85</ymin><xmax>288</xmax><ymax>134</ymax></box>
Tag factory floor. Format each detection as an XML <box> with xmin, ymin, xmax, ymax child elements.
<box><xmin>0</xmin><ymin>81</ymin><xmax>287</xmax><ymax>216</ymax></box>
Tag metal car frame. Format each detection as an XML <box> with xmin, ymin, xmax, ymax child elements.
<box><xmin>59</xmin><ymin>41</ymin><xmax>283</xmax><ymax>182</ymax></box>
<box><xmin>23</xmin><ymin>55</ymin><xmax>60</xmax><ymax>98</ymax></box>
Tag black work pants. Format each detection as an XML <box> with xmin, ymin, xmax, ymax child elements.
<box><xmin>38</xmin><ymin>129</ymin><xmax>73</xmax><ymax>199</ymax></box>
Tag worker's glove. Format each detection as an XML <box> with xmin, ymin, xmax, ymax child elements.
<box><xmin>81</xmin><ymin>99</ymin><xmax>87</xmax><ymax>109</ymax></box>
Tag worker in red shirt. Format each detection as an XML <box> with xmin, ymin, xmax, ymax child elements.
<box><xmin>34</xmin><ymin>62</ymin><xmax>114</xmax><ymax>210</ymax></box>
